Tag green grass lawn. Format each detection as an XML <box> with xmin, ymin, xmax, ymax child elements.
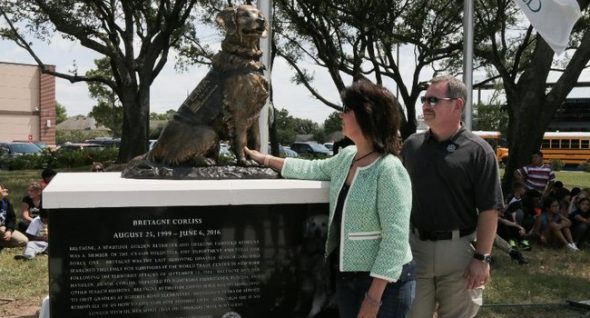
<box><xmin>479</xmin><ymin>247</ymin><xmax>590</xmax><ymax>317</ymax></box>
<box><xmin>0</xmin><ymin>248</ymin><xmax>48</xmax><ymax>299</ymax></box>
<box><xmin>0</xmin><ymin>170</ymin><xmax>41</xmax><ymax>211</ymax></box>
<box><xmin>0</xmin><ymin>168</ymin><xmax>589</xmax><ymax>316</ymax></box>
<box><xmin>554</xmin><ymin>170</ymin><xmax>590</xmax><ymax>189</ymax></box>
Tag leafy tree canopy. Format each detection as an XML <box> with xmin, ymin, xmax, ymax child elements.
<box><xmin>0</xmin><ymin>0</ymin><xmax>213</xmax><ymax>162</ymax></box>
<box><xmin>55</xmin><ymin>102</ymin><xmax>67</xmax><ymax>124</ymax></box>
<box><xmin>473</xmin><ymin>0</ymin><xmax>590</xmax><ymax>188</ymax></box>
<box><xmin>274</xmin><ymin>108</ymin><xmax>323</xmax><ymax>145</ymax></box>
<box><xmin>273</xmin><ymin>0</ymin><xmax>466</xmax><ymax>137</ymax></box>
<box><xmin>86</xmin><ymin>58</ymin><xmax>123</xmax><ymax>137</ymax></box>
<box><xmin>323</xmin><ymin>111</ymin><xmax>342</xmax><ymax>135</ymax></box>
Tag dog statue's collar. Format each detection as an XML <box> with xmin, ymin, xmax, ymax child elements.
<box><xmin>221</xmin><ymin>42</ymin><xmax>263</xmax><ymax>60</ymax></box>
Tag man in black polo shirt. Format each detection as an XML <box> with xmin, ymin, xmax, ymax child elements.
<box><xmin>401</xmin><ymin>75</ymin><xmax>503</xmax><ymax>318</ymax></box>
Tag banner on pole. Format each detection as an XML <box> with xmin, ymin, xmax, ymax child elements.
<box><xmin>515</xmin><ymin>0</ymin><xmax>582</xmax><ymax>55</ymax></box>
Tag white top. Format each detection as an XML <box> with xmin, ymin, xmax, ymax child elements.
<box><xmin>42</xmin><ymin>172</ymin><xmax>330</xmax><ymax>209</ymax></box>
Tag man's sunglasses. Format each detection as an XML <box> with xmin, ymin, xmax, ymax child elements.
<box><xmin>420</xmin><ymin>96</ymin><xmax>457</xmax><ymax>106</ymax></box>
<box><xmin>341</xmin><ymin>104</ymin><xmax>353</xmax><ymax>113</ymax></box>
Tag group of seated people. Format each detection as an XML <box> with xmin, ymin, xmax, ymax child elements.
<box><xmin>0</xmin><ymin>169</ymin><xmax>55</xmax><ymax>260</ymax></box>
<box><xmin>497</xmin><ymin>180</ymin><xmax>590</xmax><ymax>260</ymax></box>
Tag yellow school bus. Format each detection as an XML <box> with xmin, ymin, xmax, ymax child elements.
<box><xmin>473</xmin><ymin>131</ymin><xmax>590</xmax><ymax>165</ymax></box>
<box><xmin>472</xmin><ymin>131</ymin><xmax>509</xmax><ymax>163</ymax></box>
<box><xmin>540</xmin><ymin>132</ymin><xmax>590</xmax><ymax>164</ymax></box>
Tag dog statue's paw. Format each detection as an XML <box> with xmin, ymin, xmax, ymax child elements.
<box><xmin>236</xmin><ymin>158</ymin><xmax>259</xmax><ymax>167</ymax></box>
<box><xmin>194</xmin><ymin>157</ymin><xmax>218</xmax><ymax>167</ymax></box>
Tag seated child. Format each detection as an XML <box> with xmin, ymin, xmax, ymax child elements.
<box><xmin>505</xmin><ymin>181</ymin><xmax>526</xmax><ymax>206</ymax></box>
<box><xmin>91</xmin><ymin>162</ymin><xmax>104</xmax><ymax>172</ymax></box>
<box><xmin>533</xmin><ymin>196</ymin><xmax>578</xmax><ymax>251</ymax></box>
<box><xmin>14</xmin><ymin>209</ymin><xmax>48</xmax><ymax>260</ymax></box>
<box><xmin>569</xmin><ymin>197</ymin><xmax>590</xmax><ymax>249</ymax></box>
<box><xmin>0</xmin><ymin>184</ymin><xmax>28</xmax><ymax>249</ymax></box>
<box><xmin>40</xmin><ymin>168</ymin><xmax>57</xmax><ymax>189</ymax></box>
<box><xmin>498</xmin><ymin>202</ymin><xmax>530</xmax><ymax>250</ymax></box>
<box><xmin>507</xmin><ymin>189</ymin><xmax>542</xmax><ymax>250</ymax></box>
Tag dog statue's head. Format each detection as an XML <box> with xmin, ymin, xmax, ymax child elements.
<box><xmin>216</xmin><ymin>5</ymin><xmax>268</xmax><ymax>41</ymax></box>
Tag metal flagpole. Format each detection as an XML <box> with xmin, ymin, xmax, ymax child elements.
<box><xmin>463</xmin><ymin>0</ymin><xmax>474</xmax><ymax>130</ymax></box>
<box><xmin>258</xmin><ymin>0</ymin><xmax>272</xmax><ymax>154</ymax></box>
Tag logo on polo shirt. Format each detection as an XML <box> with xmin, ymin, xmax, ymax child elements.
<box><xmin>446</xmin><ymin>143</ymin><xmax>457</xmax><ymax>153</ymax></box>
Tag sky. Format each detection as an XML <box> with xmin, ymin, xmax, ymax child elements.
<box><xmin>1</xmin><ymin>23</ymin><xmax>589</xmax><ymax>126</ymax></box>
<box><xmin>0</xmin><ymin>22</ymin><xmax>430</xmax><ymax>126</ymax></box>
<box><xmin>0</xmin><ymin>32</ymin><xmax>343</xmax><ymax>124</ymax></box>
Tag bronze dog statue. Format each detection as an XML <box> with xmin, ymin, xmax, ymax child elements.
<box><xmin>147</xmin><ymin>5</ymin><xmax>269</xmax><ymax>167</ymax></box>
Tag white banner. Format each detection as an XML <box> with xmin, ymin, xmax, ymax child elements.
<box><xmin>515</xmin><ymin>0</ymin><xmax>582</xmax><ymax>55</ymax></box>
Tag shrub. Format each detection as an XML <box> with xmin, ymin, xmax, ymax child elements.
<box><xmin>56</xmin><ymin>130</ymin><xmax>111</xmax><ymax>144</ymax></box>
<box><xmin>51</xmin><ymin>148</ymin><xmax>119</xmax><ymax>169</ymax></box>
<box><xmin>0</xmin><ymin>148</ymin><xmax>119</xmax><ymax>170</ymax></box>
<box><xmin>550</xmin><ymin>159</ymin><xmax>564</xmax><ymax>171</ymax></box>
<box><xmin>579</xmin><ymin>159</ymin><xmax>590</xmax><ymax>173</ymax></box>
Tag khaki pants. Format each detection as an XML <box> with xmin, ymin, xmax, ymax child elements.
<box><xmin>494</xmin><ymin>235</ymin><xmax>512</xmax><ymax>254</ymax></box>
<box><xmin>0</xmin><ymin>226</ymin><xmax>29</xmax><ymax>248</ymax></box>
<box><xmin>409</xmin><ymin>231</ymin><xmax>482</xmax><ymax>318</ymax></box>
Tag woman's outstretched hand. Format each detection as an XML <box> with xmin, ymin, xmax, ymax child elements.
<box><xmin>243</xmin><ymin>146</ymin><xmax>264</xmax><ymax>165</ymax></box>
<box><xmin>243</xmin><ymin>146</ymin><xmax>286</xmax><ymax>170</ymax></box>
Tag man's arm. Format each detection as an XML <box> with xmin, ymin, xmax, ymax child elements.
<box><xmin>513</xmin><ymin>168</ymin><xmax>524</xmax><ymax>183</ymax></box>
<box><xmin>464</xmin><ymin>209</ymin><xmax>497</xmax><ymax>290</ymax></box>
<box><xmin>475</xmin><ymin>210</ymin><xmax>498</xmax><ymax>254</ymax></box>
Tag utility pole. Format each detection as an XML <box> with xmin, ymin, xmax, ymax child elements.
<box><xmin>258</xmin><ymin>0</ymin><xmax>272</xmax><ymax>154</ymax></box>
<box><xmin>463</xmin><ymin>0</ymin><xmax>474</xmax><ymax>130</ymax></box>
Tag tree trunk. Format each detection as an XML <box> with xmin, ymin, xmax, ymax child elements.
<box><xmin>117</xmin><ymin>86</ymin><xmax>150</xmax><ymax>163</ymax></box>
<box><xmin>400</xmin><ymin>102</ymin><xmax>417</xmax><ymax>139</ymax></box>
<box><xmin>501</xmin><ymin>31</ymin><xmax>590</xmax><ymax>190</ymax></box>
<box><xmin>501</xmin><ymin>36</ymin><xmax>554</xmax><ymax>190</ymax></box>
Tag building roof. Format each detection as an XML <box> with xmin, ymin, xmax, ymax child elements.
<box><xmin>56</xmin><ymin>115</ymin><xmax>110</xmax><ymax>131</ymax></box>
<box><xmin>326</xmin><ymin>131</ymin><xmax>344</xmax><ymax>142</ymax></box>
<box><xmin>294</xmin><ymin>134</ymin><xmax>314</xmax><ymax>142</ymax></box>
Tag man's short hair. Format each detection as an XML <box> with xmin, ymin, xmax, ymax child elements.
<box><xmin>430</xmin><ymin>75</ymin><xmax>467</xmax><ymax>101</ymax></box>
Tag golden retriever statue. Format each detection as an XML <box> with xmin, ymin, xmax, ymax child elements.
<box><xmin>147</xmin><ymin>4</ymin><xmax>269</xmax><ymax>167</ymax></box>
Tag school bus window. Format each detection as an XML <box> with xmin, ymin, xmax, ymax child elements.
<box><xmin>555</xmin><ymin>140</ymin><xmax>561</xmax><ymax>148</ymax></box>
<box><xmin>542</xmin><ymin>139</ymin><xmax>550</xmax><ymax>148</ymax></box>
<box><xmin>571</xmin><ymin>139</ymin><xmax>580</xmax><ymax>149</ymax></box>
<box><xmin>582</xmin><ymin>140</ymin><xmax>589</xmax><ymax>148</ymax></box>
<box><xmin>561</xmin><ymin>139</ymin><xmax>570</xmax><ymax>148</ymax></box>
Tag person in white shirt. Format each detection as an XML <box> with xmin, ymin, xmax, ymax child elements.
<box><xmin>14</xmin><ymin>209</ymin><xmax>48</xmax><ymax>260</ymax></box>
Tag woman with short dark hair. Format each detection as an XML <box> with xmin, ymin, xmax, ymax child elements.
<box><xmin>245</xmin><ymin>80</ymin><xmax>414</xmax><ymax>318</ymax></box>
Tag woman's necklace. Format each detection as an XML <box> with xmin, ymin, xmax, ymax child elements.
<box><xmin>351</xmin><ymin>151</ymin><xmax>375</xmax><ymax>166</ymax></box>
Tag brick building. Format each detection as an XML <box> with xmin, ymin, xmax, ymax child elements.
<box><xmin>0</xmin><ymin>61</ymin><xmax>56</xmax><ymax>145</ymax></box>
